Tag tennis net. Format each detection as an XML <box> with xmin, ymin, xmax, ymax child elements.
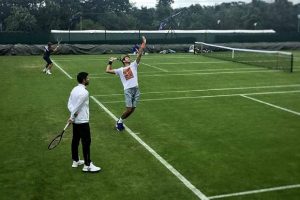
<box><xmin>194</xmin><ymin>42</ymin><xmax>293</xmax><ymax>72</ymax></box>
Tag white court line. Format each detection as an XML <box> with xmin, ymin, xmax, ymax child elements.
<box><xmin>138</xmin><ymin>70</ymin><xmax>277</xmax><ymax>77</ymax></box>
<box><xmin>140</xmin><ymin>62</ymin><xmax>168</xmax><ymax>72</ymax></box>
<box><xmin>208</xmin><ymin>184</ymin><xmax>300</xmax><ymax>199</ymax></box>
<box><xmin>90</xmin><ymin>70</ymin><xmax>278</xmax><ymax>79</ymax></box>
<box><xmin>52</xmin><ymin>59</ymin><xmax>73</xmax><ymax>79</ymax></box>
<box><xmin>93</xmin><ymin>84</ymin><xmax>300</xmax><ymax>97</ymax></box>
<box><xmin>146</xmin><ymin>67</ymin><xmax>261</xmax><ymax>73</ymax></box>
<box><xmin>142</xmin><ymin>56</ymin><xmax>199</xmax><ymax>59</ymax></box>
<box><xmin>53</xmin><ymin>58</ymin><xmax>108</xmax><ymax>61</ymax></box>
<box><xmin>89</xmin><ymin>67</ymin><xmax>262</xmax><ymax>76</ymax></box>
<box><xmin>156</xmin><ymin>59</ymin><xmax>286</xmax><ymax>65</ymax></box>
<box><xmin>99</xmin><ymin>90</ymin><xmax>300</xmax><ymax>104</ymax></box>
<box><xmin>156</xmin><ymin>61</ymin><xmax>229</xmax><ymax>65</ymax></box>
<box><xmin>90</xmin><ymin>96</ymin><xmax>209</xmax><ymax>200</ymax></box>
<box><xmin>53</xmin><ymin>56</ymin><xmax>199</xmax><ymax>61</ymax></box>
<box><xmin>241</xmin><ymin>95</ymin><xmax>300</xmax><ymax>116</ymax></box>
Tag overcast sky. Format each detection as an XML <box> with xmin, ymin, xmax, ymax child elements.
<box><xmin>130</xmin><ymin>0</ymin><xmax>300</xmax><ymax>8</ymax></box>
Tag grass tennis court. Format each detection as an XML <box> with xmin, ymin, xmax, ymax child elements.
<box><xmin>0</xmin><ymin>52</ymin><xmax>300</xmax><ymax>200</ymax></box>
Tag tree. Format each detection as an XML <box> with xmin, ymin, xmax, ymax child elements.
<box><xmin>0</xmin><ymin>0</ymin><xmax>43</xmax><ymax>31</ymax></box>
<box><xmin>75</xmin><ymin>19</ymin><xmax>105</xmax><ymax>30</ymax></box>
<box><xmin>181</xmin><ymin>4</ymin><xmax>204</xmax><ymax>29</ymax></box>
<box><xmin>4</xmin><ymin>6</ymin><xmax>37</xmax><ymax>31</ymax></box>
<box><xmin>1</xmin><ymin>0</ymin><xmax>299</xmax><ymax>32</ymax></box>
<box><xmin>83</xmin><ymin>0</ymin><xmax>132</xmax><ymax>14</ymax></box>
<box><xmin>34</xmin><ymin>0</ymin><xmax>82</xmax><ymax>31</ymax></box>
<box><xmin>266</xmin><ymin>0</ymin><xmax>296</xmax><ymax>32</ymax></box>
<box><xmin>156</xmin><ymin>0</ymin><xmax>174</xmax><ymax>7</ymax></box>
<box><xmin>239</xmin><ymin>0</ymin><xmax>267</xmax><ymax>30</ymax></box>
<box><xmin>81</xmin><ymin>0</ymin><xmax>133</xmax><ymax>29</ymax></box>
<box><xmin>156</xmin><ymin>0</ymin><xmax>174</xmax><ymax>28</ymax></box>
<box><xmin>131</xmin><ymin>7</ymin><xmax>156</xmax><ymax>29</ymax></box>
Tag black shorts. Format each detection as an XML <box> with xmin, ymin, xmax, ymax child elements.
<box><xmin>43</xmin><ymin>56</ymin><xmax>52</xmax><ymax>65</ymax></box>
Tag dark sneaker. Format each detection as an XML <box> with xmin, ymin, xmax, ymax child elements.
<box><xmin>115</xmin><ymin>121</ymin><xmax>125</xmax><ymax>131</ymax></box>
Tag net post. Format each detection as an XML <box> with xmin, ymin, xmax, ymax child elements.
<box><xmin>231</xmin><ymin>50</ymin><xmax>235</xmax><ymax>59</ymax></box>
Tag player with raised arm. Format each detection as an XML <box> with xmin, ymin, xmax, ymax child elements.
<box><xmin>42</xmin><ymin>42</ymin><xmax>59</xmax><ymax>75</ymax></box>
<box><xmin>106</xmin><ymin>36</ymin><xmax>146</xmax><ymax>131</ymax></box>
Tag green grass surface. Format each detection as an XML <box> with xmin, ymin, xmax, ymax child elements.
<box><xmin>0</xmin><ymin>52</ymin><xmax>300</xmax><ymax>200</ymax></box>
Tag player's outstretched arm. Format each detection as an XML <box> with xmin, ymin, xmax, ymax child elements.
<box><xmin>106</xmin><ymin>57</ymin><xmax>117</xmax><ymax>74</ymax></box>
<box><xmin>136</xmin><ymin>36</ymin><xmax>146</xmax><ymax>64</ymax></box>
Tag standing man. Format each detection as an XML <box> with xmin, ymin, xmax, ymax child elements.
<box><xmin>42</xmin><ymin>42</ymin><xmax>58</xmax><ymax>75</ymax></box>
<box><xmin>68</xmin><ymin>72</ymin><xmax>101</xmax><ymax>172</ymax></box>
<box><xmin>106</xmin><ymin>36</ymin><xmax>146</xmax><ymax>131</ymax></box>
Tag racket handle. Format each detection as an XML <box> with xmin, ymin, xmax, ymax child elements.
<box><xmin>63</xmin><ymin>122</ymin><xmax>71</xmax><ymax>130</ymax></box>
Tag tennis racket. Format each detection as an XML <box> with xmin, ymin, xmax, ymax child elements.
<box><xmin>56</xmin><ymin>37</ymin><xmax>62</xmax><ymax>47</ymax></box>
<box><xmin>48</xmin><ymin>122</ymin><xmax>70</xmax><ymax>150</ymax></box>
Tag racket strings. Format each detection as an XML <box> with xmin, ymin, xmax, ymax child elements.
<box><xmin>48</xmin><ymin>135</ymin><xmax>62</xmax><ymax>150</ymax></box>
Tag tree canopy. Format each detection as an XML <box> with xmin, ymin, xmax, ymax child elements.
<box><xmin>0</xmin><ymin>0</ymin><xmax>299</xmax><ymax>32</ymax></box>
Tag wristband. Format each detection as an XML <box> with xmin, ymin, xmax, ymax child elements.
<box><xmin>108</xmin><ymin>61</ymin><xmax>113</xmax><ymax>65</ymax></box>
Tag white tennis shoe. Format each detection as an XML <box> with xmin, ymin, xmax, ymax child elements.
<box><xmin>72</xmin><ymin>160</ymin><xmax>84</xmax><ymax>168</ymax></box>
<box><xmin>46</xmin><ymin>70</ymin><xmax>52</xmax><ymax>75</ymax></box>
<box><xmin>82</xmin><ymin>162</ymin><xmax>101</xmax><ymax>172</ymax></box>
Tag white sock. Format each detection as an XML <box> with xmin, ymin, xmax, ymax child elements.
<box><xmin>118</xmin><ymin>118</ymin><xmax>123</xmax><ymax>123</ymax></box>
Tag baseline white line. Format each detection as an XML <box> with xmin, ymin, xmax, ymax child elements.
<box><xmin>140</xmin><ymin>62</ymin><xmax>168</xmax><ymax>72</ymax></box>
<box><xmin>90</xmin><ymin>96</ymin><xmax>209</xmax><ymax>200</ymax></box>
<box><xmin>99</xmin><ymin>90</ymin><xmax>300</xmax><ymax>104</ymax></box>
<box><xmin>52</xmin><ymin>59</ymin><xmax>73</xmax><ymax>79</ymax></box>
<box><xmin>208</xmin><ymin>184</ymin><xmax>300</xmax><ymax>199</ymax></box>
<box><xmin>240</xmin><ymin>95</ymin><xmax>300</xmax><ymax>116</ymax></box>
<box><xmin>93</xmin><ymin>84</ymin><xmax>300</xmax><ymax>97</ymax></box>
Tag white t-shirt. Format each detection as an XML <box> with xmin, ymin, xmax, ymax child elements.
<box><xmin>114</xmin><ymin>61</ymin><xmax>138</xmax><ymax>90</ymax></box>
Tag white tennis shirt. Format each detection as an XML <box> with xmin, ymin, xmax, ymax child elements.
<box><xmin>67</xmin><ymin>84</ymin><xmax>89</xmax><ymax>124</ymax></box>
<box><xmin>114</xmin><ymin>61</ymin><xmax>138</xmax><ymax>90</ymax></box>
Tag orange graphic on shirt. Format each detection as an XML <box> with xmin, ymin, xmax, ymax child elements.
<box><xmin>123</xmin><ymin>67</ymin><xmax>134</xmax><ymax>80</ymax></box>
